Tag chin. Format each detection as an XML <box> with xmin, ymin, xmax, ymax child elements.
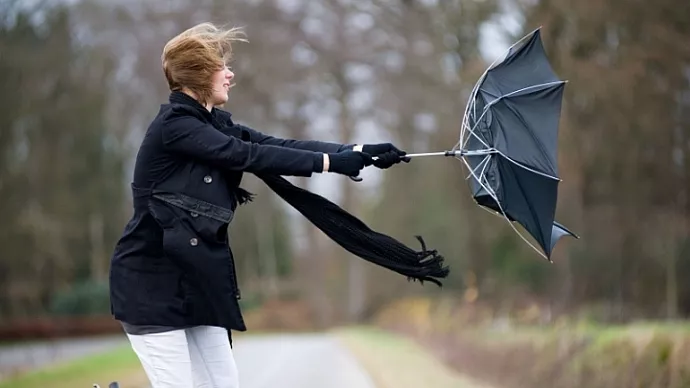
<box><xmin>213</xmin><ymin>96</ymin><xmax>229</xmax><ymax>107</ymax></box>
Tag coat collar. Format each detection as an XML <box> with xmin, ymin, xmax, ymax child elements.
<box><xmin>168</xmin><ymin>91</ymin><xmax>232</xmax><ymax>123</ymax></box>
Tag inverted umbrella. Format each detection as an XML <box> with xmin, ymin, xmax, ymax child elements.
<box><xmin>363</xmin><ymin>27</ymin><xmax>578</xmax><ymax>261</ymax></box>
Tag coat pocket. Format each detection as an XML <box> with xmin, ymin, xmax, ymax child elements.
<box><xmin>148</xmin><ymin>196</ymin><xmax>230</xmax><ymax>250</ymax></box>
<box><xmin>147</xmin><ymin>193</ymin><xmax>236</xmax><ymax>310</ymax></box>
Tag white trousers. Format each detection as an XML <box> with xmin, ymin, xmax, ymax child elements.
<box><xmin>126</xmin><ymin>326</ymin><xmax>239</xmax><ymax>388</ymax></box>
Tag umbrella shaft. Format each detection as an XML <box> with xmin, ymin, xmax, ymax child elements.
<box><xmin>370</xmin><ymin>149</ymin><xmax>494</xmax><ymax>160</ymax></box>
<box><xmin>405</xmin><ymin>151</ymin><xmax>458</xmax><ymax>158</ymax></box>
<box><xmin>402</xmin><ymin>149</ymin><xmax>493</xmax><ymax>158</ymax></box>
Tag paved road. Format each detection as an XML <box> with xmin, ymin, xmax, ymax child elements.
<box><xmin>0</xmin><ymin>334</ymin><xmax>127</xmax><ymax>378</ymax></box>
<box><xmin>233</xmin><ymin>333</ymin><xmax>375</xmax><ymax>388</ymax></box>
<box><xmin>0</xmin><ymin>333</ymin><xmax>376</xmax><ymax>388</ymax></box>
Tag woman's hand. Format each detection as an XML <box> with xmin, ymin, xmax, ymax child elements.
<box><xmin>355</xmin><ymin>143</ymin><xmax>411</xmax><ymax>169</ymax></box>
<box><xmin>325</xmin><ymin>151</ymin><xmax>373</xmax><ymax>176</ymax></box>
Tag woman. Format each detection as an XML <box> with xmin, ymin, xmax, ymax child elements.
<box><xmin>108</xmin><ymin>22</ymin><xmax>408</xmax><ymax>388</ymax></box>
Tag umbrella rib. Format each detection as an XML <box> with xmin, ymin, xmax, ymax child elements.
<box><xmin>460</xmin><ymin>156</ymin><xmax>499</xmax><ymax>202</ymax></box>
<box><xmin>478</xmin><ymin>155</ymin><xmax>493</xmax><ymax>184</ymax></box>
<box><xmin>462</xmin><ymin>123</ymin><xmax>491</xmax><ymax>150</ymax></box>
<box><xmin>495</xmin><ymin>151</ymin><xmax>561</xmax><ymax>181</ymax></box>
<box><xmin>501</xmin><ymin>203</ymin><xmax>550</xmax><ymax>260</ymax></box>
<box><xmin>465</xmin><ymin>154</ymin><xmax>491</xmax><ymax>181</ymax></box>
<box><xmin>476</xmin><ymin>154</ymin><xmax>494</xmax><ymax>187</ymax></box>
<box><xmin>460</xmin><ymin>69</ymin><xmax>490</xmax><ymax>150</ymax></box>
<box><xmin>487</xmin><ymin>81</ymin><xmax>566</xmax><ymax>106</ymax></box>
<box><xmin>460</xmin><ymin>87</ymin><xmax>499</xmax><ymax>151</ymax></box>
<box><xmin>460</xmin><ymin>102</ymin><xmax>494</xmax><ymax>150</ymax></box>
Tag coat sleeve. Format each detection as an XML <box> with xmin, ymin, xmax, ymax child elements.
<box><xmin>161</xmin><ymin>108</ymin><xmax>323</xmax><ymax>177</ymax></box>
<box><xmin>237</xmin><ymin>124</ymin><xmax>354</xmax><ymax>153</ymax></box>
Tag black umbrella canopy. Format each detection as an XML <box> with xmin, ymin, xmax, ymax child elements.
<box><xmin>460</xmin><ymin>27</ymin><xmax>578</xmax><ymax>260</ymax></box>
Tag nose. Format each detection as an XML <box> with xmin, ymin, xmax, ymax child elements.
<box><xmin>226</xmin><ymin>68</ymin><xmax>234</xmax><ymax>80</ymax></box>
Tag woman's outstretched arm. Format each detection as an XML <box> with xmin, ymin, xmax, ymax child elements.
<box><xmin>237</xmin><ymin>123</ymin><xmax>354</xmax><ymax>153</ymax></box>
<box><xmin>162</xmin><ymin>106</ymin><xmax>370</xmax><ymax>177</ymax></box>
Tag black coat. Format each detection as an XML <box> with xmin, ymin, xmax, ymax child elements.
<box><xmin>109</xmin><ymin>91</ymin><xmax>352</xmax><ymax>332</ymax></box>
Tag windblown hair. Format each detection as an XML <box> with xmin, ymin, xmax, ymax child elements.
<box><xmin>162</xmin><ymin>22</ymin><xmax>247</xmax><ymax>104</ymax></box>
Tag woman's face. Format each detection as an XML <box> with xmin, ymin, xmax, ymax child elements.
<box><xmin>210</xmin><ymin>66</ymin><xmax>234</xmax><ymax>106</ymax></box>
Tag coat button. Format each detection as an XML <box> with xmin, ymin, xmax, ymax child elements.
<box><xmin>189</xmin><ymin>238</ymin><xmax>198</xmax><ymax>246</ymax></box>
<box><xmin>191</xmin><ymin>212</ymin><xmax>198</xmax><ymax>218</ymax></box>
<box><xmin>203</xmin><ymin>175</ymin><xmax>212</xmax><ymax>184</ymax></box>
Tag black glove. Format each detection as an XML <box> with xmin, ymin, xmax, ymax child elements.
<box><xmin>361</xmin><ymin>143</ymin><xmax>410</xmax><ymax>169</ymax></box>
<box><xmin>371</xmin><ymin>150</ymin><xmax>406</xmax><ymax>169</ymax></box>
<box><xmin>362</xmin><ymin>143</ymin><xmax>404</xmax><ymax>156</ymax></box>
<box><xmin>328</xmin><ymin>151</ymin><xmax>373</xmax><ymax>176</ymax></box>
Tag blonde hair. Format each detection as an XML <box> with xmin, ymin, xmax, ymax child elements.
<box><xmin>162</xmin><ymin>22</ymin><xmax>247</xmax><ymax>104</ymax></box>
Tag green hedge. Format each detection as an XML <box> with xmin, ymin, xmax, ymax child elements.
<box><xmin>49</xmin><ymin>280</ymin><xmax>111</xmax><ymax>316</ymax></box>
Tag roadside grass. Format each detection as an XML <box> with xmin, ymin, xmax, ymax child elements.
<box><xmin>0</xmin><ymin>344</ymin><xmax>147</xmax><ymax>388</ymax></box>
<box><xmin>374</xmin><ymin>295</ymin><xmax>690</xmax><ymax>388</ymax></box>
<box><xmin>334</xmin><ymin>326</ymin><xmax>496</xmax><ymax>388</ymax></box>
<box><xmin>450</xmin><ymin>321</ymin><xmax>690</xmax><ymax>388</ymax></box>
<box><xmin>461</xmin><ymin>320</ymin><xmax>690</xmax><ymax>350</ymax></box>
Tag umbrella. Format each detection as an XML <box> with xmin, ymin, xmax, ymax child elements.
<box><xmin>363</xmin><ymin>27</ymin><xmax>579</xmax><ymax>261</ymax></box>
